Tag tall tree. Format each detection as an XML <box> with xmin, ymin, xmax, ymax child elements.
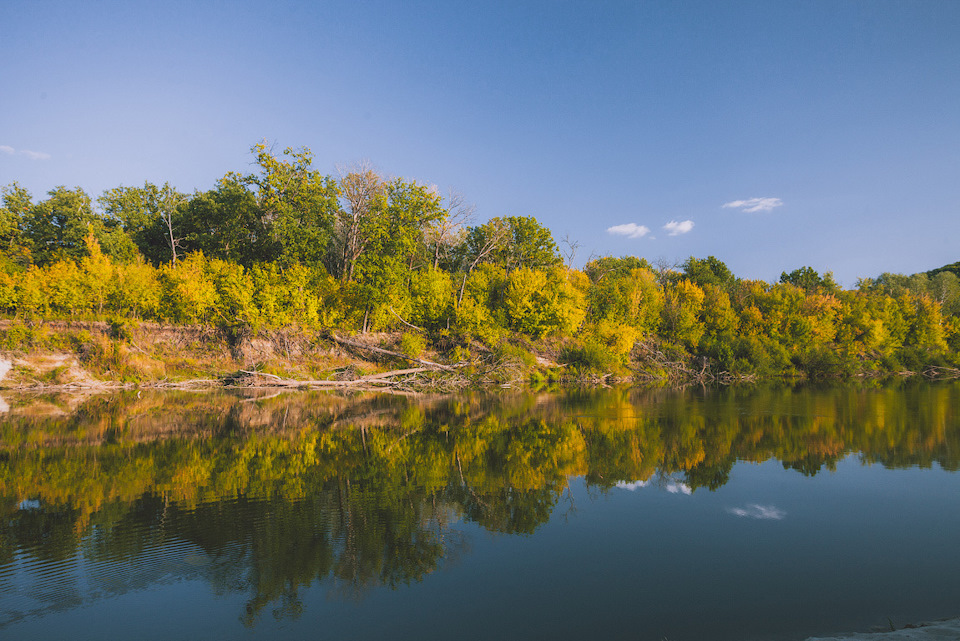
<box><xmin>0</xmin><ymin>182</ymin><xmax>32</xmax><ymax>268</ymax></box>
<box><xmin>234</xmin><ymin>142</ymin><xmax>340</xmax><ymax>269</ymax></box>
<box><xmin>335</xmin><ymin>163</ymin><xmax>385</xmax><ymax>282</ymax></box>
<box><xmin>460</xmin><ymin>215</ymin><xmax>560</xmax><ymax>274</ymax></box>
<box><xmin>179</xmin><ymin>179</ymin><xmax>264</xmax><ymax>265</ymax></box>
<box><xmin>349</xmin><ymin>178</ymin><xmax>447</xmax><ymax>330</ymax></box>
<box><xmin>424</xmin><ymin>190</ymin><xmax>473</xmax><ymax>270</ymax></box>
<box><xmin>22</xmin><ymin>186</ymin><xmax>137</xmax><ymax>266</ymax></box>
<box><xmin>99</xmin><ymin>182</ymin><xmax>187</xmax><ymax>265</ymax></box>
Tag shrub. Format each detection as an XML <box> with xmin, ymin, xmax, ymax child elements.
<box><xmin>559</xmin><ymin>338</ymin><xmax>618</xmax><ymax>374</ymax></box>
<box><xmin>399</xmin><ymin>332</ymin><xmax>426</xmax><ymax>359</ymax></box>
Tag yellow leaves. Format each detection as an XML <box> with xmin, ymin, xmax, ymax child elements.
<box><xmin>0</xmin><ymin>270</ymin><xmax>16</xmax><ymax>311</ymax></box>
<box><xmin>455</xmin><ymin>294</ymin><xmax>503</xmax><ymax>344</ymax></box>
<box><xmin>662</xmin><ymin>279</ymin><xmax>706</xmax><ymax>349</ymax></box>
<box><xmin>504</xmin><ymin>267</ymin><xmax>548</xmax><ymax>333</ymax></box>
<box><xmin>503</xmin><ymin>267</ymin><xmax>585</xmax><ymax>338</ymax></box>
<box><xmin>44</xmin><ymin>260</ymin><xmax>84</xmax><ymax>315</ymax></box>
<box><xmin>592</xmin><ymin>318</ymin><xmax>641</xmax><ymax>357</ymax></box>
<box><xmin>109</xmin><ymin>260</ymin><xmax>161</xmax><ymax>318</ymax></box>
<box><xmin>409</xmin><ymin>267</ymin><xmax>454</xmax><ymax>329</ymax></box>
<box><xmin>159</xmin><ymin>252</ymin><xmax>218</xmax><ymax>324</ymax></box>
<box><xmin>905</xmin><ymin>293</ymin><xmax>948</xmax><ymax>352</ymax></box>
<box><xmin>700</xmin><ymin>283</ymin><xmax>737</xmax><ymax>335</ymax></box>
<box><xmin>79</xmin><ymin>234</ymin><xmax>114</xmax><ymax>315</ymax></box>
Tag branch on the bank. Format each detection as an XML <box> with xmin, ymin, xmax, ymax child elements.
<box><xmin>387</xmin><ymin>307</ymin><xmax>425</xmax><ymax>333</ymax></box>
<box><xmin>328</xmin><ymin>333</ymin><xmax>457</xmax><ymax>371</ymax></box>
<box><xmin>239</xmin><ymin>369</ymin><xmax>283</xmax><ymax>381</ymax></box>
<box><xmin>229</xmin><ymin>363</ymin><xmax>463</xmax><ymax>392</ymax></box>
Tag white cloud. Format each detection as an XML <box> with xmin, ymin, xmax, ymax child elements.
<box><xmin>0</xmin><ymin>146</ymin><xmax>51</xmax><ymax>160</ymax></box>
<box><xmin>20</xmin><ymin>149</ymin><xmax>51</xmax><ymax>161</ymax></box>
<box><xmin>615</xmin><ymin>480</ymin><xmax>649</xmax><ymax>491</ymax></box>
<box><xmin>722</xmin><ymin>197</ymin><xmax>783</xmax><ymax>213</ymax></box>
<box><xmin>607</xmin><ymin>223</ymin><xmax>651</xmax><ymax>239</ymax></box>
<box><xmin>663</xmin><ymin>220</ymin><xmax>694</xmax><ymax>236</ymax></box>
<box><xmin>666</xmin><ymin>482</ymin><xmax>692</xmax><ymax>495</ymax></box>
<box><xmin>727</xmin><ymin>504</ymin><xmax>785</xmax><ymax>520</ymax></box>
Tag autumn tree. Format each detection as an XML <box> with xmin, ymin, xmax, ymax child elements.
<box><xmin>348</xmin><ymin>178</ymin><xmax>447</xmax><ymax>330</ymax></box>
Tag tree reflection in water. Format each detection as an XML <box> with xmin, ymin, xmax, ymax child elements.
<box><xmin>0</xmin><ymin>382</ymin><xmax>958</xmax><ymax>626</ymax></box>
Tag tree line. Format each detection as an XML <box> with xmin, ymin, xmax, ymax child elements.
<box><xmin>2</xmin><ymin>143</ymin><xmax>959</xmax><ymax>378</ymax></box>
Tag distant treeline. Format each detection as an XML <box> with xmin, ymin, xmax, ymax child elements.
<box><xmin>2</xmin><ymin>143</ymin><xmax>959</xmax><ymax>378</ymax></box>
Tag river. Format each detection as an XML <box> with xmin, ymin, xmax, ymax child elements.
<box><xmin>1</xmin><ymin>383</ymin><xmax>958</xmax><ymax>640</ymax></box>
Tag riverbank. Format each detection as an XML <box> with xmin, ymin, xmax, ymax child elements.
<box><xmin>1</xmin><ymin>319</ymin><xmax>957</xmax><ymax>392</ymax></box>
<box><xmin>0</xmin><ymin>319</ymin><xmax>565</xmax><ymax>392</ymax></box>
<box><xmin>806</xmin><ymin>617</ymin><xmax>960</xmax><ymax>640</ymax></box>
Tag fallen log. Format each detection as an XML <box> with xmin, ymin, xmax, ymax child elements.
<box><xmin>329</xmin><ymin>334</ymin><xmax>457</xmax><ymax>372</ymax></box>
<box><xmin>230</xmin><ymin>365</ymin><xmax>445</xmax><ymax>390</ymax></box>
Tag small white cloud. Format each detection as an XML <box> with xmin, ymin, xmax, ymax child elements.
<box><xmin>663</xmin><ymin>220</ymin><xmax>694</xmax><ymax>236</ymax></box>
<box><xmin>615</xmin><ymin>480</ymin><xmax>649</xmax><ymax>491</ymax></box>
<box><xmin>722</xmin><ymin>197</ymin><xmax>783</xmax><ymax>213</ymax></box>
<box><xmin>727</xmin><ymin>504</ymin><xmax>785</xmax><ymax>520</ymax></box>
<box><xmin>666</xmin><ymin>482</ymin><xmax>692</xmax><ymax>495</ymax></box>
<box><xmin>20</xmin><ymin>149</ymin><xmax>51</xmax><ymax>161</ymax></box>
<box><xmin>0</xmin><ymin>145</ymin><xmax>14</xmax><ymax>155</ymax></box>
<box><xmin>607</xmin><ymin>223</ymin><xmax>651</xmax><ymax>239</ymax></box>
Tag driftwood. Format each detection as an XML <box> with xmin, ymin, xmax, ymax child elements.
<box><xmin>631</xmin><ymin>341</ymin><xmax>756</xmax><ymax>385</ymax></box>
<box><xmin>328</xmin><ymin>334</ymin><xmax>457</xmax><ymax>371</ymax></box>
<box><xmin>232</xmin><ymin>363</ymin><xmax>465</xmax><ymax>393</ymax></box>
<box><xmin>923</xmin><ymin>365</ymin><xmax>960</xmax><ymax>380</ymax></box>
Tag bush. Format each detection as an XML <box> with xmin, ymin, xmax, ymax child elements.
<box><xmin>559</xmin><ymin>338</ymin><xmax>618</xmax><ymax>374</ymax></box>
<box><xmin>399</xmin><ymin>332</ymin><xmax>426</xmax><ymax>359</ymax></box>
<box><xmin>109</xmin><ymin>317</ymin><xmax>136</xmax><ymax>341</ymax></box>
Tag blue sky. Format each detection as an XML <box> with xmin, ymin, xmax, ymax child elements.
<box><xmin>2</xmin><ymin>0</ymin><xmax>959</xmax><ymax>285</ymax></box>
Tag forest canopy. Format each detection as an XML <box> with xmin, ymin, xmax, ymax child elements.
<box><xmin>2</xmin><ymin>143</ymin><xmax>959</xmax><ymax>380</ymax></box>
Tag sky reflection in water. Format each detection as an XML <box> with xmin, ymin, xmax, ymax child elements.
<box><xmin>0</xmin><ymin>383</ymin><xmax>959</xmax><ymax>641</ymax></box>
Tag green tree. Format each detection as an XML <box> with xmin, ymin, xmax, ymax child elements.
<box><xmin>682</xmin><ymin>256</ymin><xmax>736</xmax><ymax>291</ymax></box>
<box><xmin>23</xmin><ymin>186</ymin><xmax>138</xmax><ymax>266</ymax></box>
<box><xmin>780</xmin><ymin>266</ymin><xmax>840</xmax><ymax>294</ymax></box>
<box><xmin>99</xmin><ymin>182</ymin><xmax>187</xmax><ymax>265</ymax></box>
<box><xmin>179</xmin><ymin>179</ymin><xmax>265</xmax><ymax>265</ymax></box>
<box><xmin>349</xmin><ymin>178</ymin><xmax>447</xmax><ymax>330</ymax></box>
<box><xmin>233</xmin><ymin>142</ymin><xmax>341</xmax><ymax>269</ymax></box>
<box><xmin>460</xmin><ymin>215</ymin><xmax>561</xmax><ymax>274</ymax></box>
<box><xmin>0</xmin><ymin>182</ymin><xmax>32</xmax><ymax>268</ymax></box>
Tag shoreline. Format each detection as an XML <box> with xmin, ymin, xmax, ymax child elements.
<box><xmin>805</xmin><ymin>617</ymin><xmax>960</xmax><ymax>640</ymax></box>
<box><xmin>1</xmin><ymin>319</ymin><xmax>958</xmax><ymax>394</ymax></box>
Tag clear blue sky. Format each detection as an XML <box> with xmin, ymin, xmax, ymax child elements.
<box><xmin>2</xmin><ymin>0</ymin><xmax>958</xmax><ymax>285</ymax></box>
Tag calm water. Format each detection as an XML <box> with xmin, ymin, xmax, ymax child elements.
<box><xmin>1</xmin><ymin>383</ymin><xmax>959</xmax><ymax>640</ymax></box>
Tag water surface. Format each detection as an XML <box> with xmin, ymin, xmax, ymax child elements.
<box><xmin>1</xmin><ymin>383</ymin><xmax>958</xmax><ymax>640</ymax></box>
